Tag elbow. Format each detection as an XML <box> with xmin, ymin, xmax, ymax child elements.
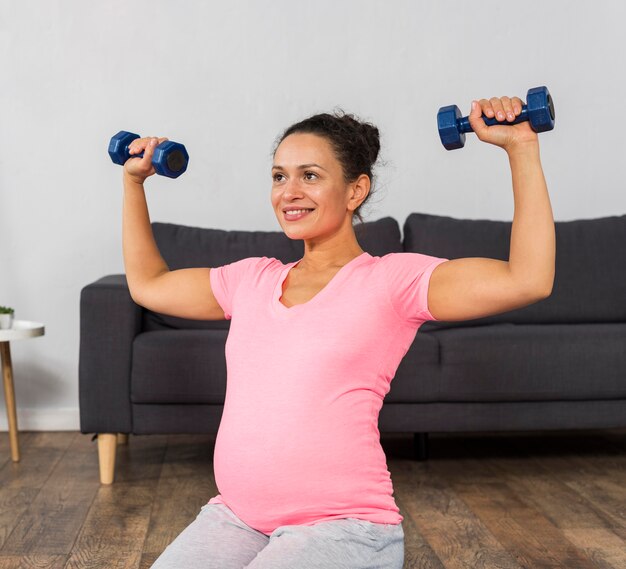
<box><xmin>518</xmin><ymin>282</ymin><xmax>552</xmax><ymax>303</ymax></box>
<box><xmin>541</xmin><ymin>272</ymin><xmax>556</xmax><ymax>298</ymax></box>
<box><xmin>529</xmin><ymin>269</ymin><xmax>555</xmax><ymax>300</ymax></box>
<box><xmin>129</xmin><ymin>290</ymin><xmax>143</xmax><ymax>306</ymax></box>
<box><xmin>538</xmin><ymin>287</ymin><xmax>552</xmax><ymax>300</ymax></box>
<box><xmin>534</xmin><ymin>279</ymin><xmax>554</xmax><ymax>299</ymax></box>
<box><xmin>126</xmin><ymin>276</ymin><xmax>150</xmax><ymax>307</ymax></box>
<box><xmin>544</xmin><ymin>281</ymin><xmax>555</xmax><ymax>298</ymax></box>
<box><xmin>127</xmin><ymin>283</ymin><xmax>146</xmax><ymax>307</ymax></box>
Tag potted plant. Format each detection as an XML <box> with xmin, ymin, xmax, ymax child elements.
<box><xmin>0</xmin><ymin>306</ymin><xmax>14</xmax><ymax>330</ymax></box>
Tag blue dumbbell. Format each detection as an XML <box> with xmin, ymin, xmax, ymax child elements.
<box><xmin>437</xmin><ymin>86</ymin><xmax>555</xmax><ymax>150</ymax></box>
<box><xmin>108</xmin><ymin>130</ymin><xmax>190</xmax><ymax>178</ymax></box>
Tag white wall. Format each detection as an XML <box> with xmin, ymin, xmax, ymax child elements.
<box><xmin>1</xmin><ymin>0</ymin><xmax>624</xmax><ymax>430</ymax></box>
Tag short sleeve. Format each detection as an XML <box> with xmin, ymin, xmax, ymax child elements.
<box><xmin>209</xmin><ymin>257</ymin><xmax>266</xmax><ymax>320</ymax></box>
<box><xmin>382</xmin><ymin>252</ymin><xmax>449</xmax><ymax>326</ymax></box>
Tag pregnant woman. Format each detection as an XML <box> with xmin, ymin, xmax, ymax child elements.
<box><xmin>121</xmin><ymin>96</ymin><xmax>554</xmax><ymax>568</ymax></box>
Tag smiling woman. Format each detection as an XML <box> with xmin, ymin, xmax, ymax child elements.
<box><xmin>136</xmin><ymin>110</ymin><xmax>410</xmax><ymax>569</ymax></box>
<box><xmin>123</xmin><ymin>101</ymin><xmax>553</xmax><ymax>569</ymax></box>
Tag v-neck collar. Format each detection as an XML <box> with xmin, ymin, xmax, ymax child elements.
<box><xmin>273</xmin><ymin>252</ymin><xmax>370</xmax><ymax>314</ymax></box>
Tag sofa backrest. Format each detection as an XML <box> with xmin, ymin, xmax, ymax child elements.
<box><xmin>404</xmin><ymin>212</ymin><xmax>626</xmax><ymax>325</ymax></box>
<box><xmin>152</xmin><ymin>216</ymin><xmax>403</xmax><ymax>267</ymax></box>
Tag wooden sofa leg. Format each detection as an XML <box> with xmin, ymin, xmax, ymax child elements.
<box><xmin>98</xmin><ymin>433</ymin><xmax>117</xmax><ymax>484</ymax></box>
<box><xmin>414</xmin><ymin>432</ymin><xmax>429</xmax><ymax>461</ymax></box>
<box><xmin>117</xmin><ymin>433</ymin><xmax>128</xmax><ymax>445</ymax></box>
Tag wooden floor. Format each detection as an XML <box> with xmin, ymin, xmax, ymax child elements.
<box><xmin>0</xmin><ymin>429</ymin><xmax>624</xmax><ymax>569</ymax></box>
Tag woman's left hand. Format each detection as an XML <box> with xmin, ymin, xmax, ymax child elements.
<box><xmin>468</xmin><ymin>96</ymin><xmax>539</xmax><ymax>153</ymax></box>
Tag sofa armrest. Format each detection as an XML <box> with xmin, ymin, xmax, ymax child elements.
<box><xmin>79</xmin><ymin>274</ymin><xmax>142</xmax><ymax>434</ymax></box>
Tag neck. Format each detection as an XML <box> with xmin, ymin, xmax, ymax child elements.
<box><xmin>298</xmin><ymin>242</ymin><xmax>365</xmax><ymax>272</ymax></box>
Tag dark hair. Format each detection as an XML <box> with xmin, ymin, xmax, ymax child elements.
<box><xmin>272</xmin><ymin>108</ymin><xmax>381</xmax><ymax>224</ymax></box>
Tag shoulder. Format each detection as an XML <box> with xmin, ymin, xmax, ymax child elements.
<box><xmin>211</xmin><ymin>256</ymin><xmax>284</xmax><ymax>288</ymax></box>
<box><xmin>217</xmin><ymin>256</ymin><xmax>282</xmax><ymax>273</ymax></box>
<box><xmin>375</xmin><ymin>252</ymin><xmax>449</xmax><ymax>274</ymax></box>
<box><xmin>376</xmin><ymin>252</ymin><xmax>450</xmax><ymax>324</ymax></box>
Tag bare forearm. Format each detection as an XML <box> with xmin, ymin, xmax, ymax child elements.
<box><xmin>122</xmin><ymin>174</ymin><xmax>169</xmax><ymax>298</ymax></box>
<box><xmin>507</xmin><ymin>142</ymin><xmax>556</xmax><ymax>295</ymax></box>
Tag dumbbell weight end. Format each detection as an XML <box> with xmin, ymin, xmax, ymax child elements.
<box><xmin>108</xmin><ymin>131</ymin><xmax>141</xmax><ymax>165</ymax></box>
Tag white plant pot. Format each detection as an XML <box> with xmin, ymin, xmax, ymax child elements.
<box><xmin>0</xmin><ymin>314</ymin><xmax>14</xmax><ymax>329</ymax></box>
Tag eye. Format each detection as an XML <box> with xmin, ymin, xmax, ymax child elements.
<box><xmin>304</xmin><ymin>171</ymin><xmax>318</xmax><ymax>180</ymax></box>
<box><xmin>273</xmin><ymin>173</ymin><xmax>285</xmax><ymax>182</ymax></box>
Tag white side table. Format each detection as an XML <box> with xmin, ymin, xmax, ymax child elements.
<box><xmin>0</xmin><ymin>320</ymin><xmax>45</xmax><ymax>462</ymax></box>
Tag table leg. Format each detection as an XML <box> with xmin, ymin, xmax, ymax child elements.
<box><xmin>1</xmin><ymin>341</ymin><xmax>20</xmax><ymax>462</ymax></box>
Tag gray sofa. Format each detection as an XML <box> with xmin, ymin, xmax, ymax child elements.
<box><xmin>79</xmin><ymin>212</ymin><xmax>626</xmax><ymax>483</ymax></box>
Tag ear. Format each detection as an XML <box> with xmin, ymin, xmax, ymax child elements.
<box><xmin>347</xmin><ymin>174</ymin><xmax>370</xmax><ymax>211</ymax></box>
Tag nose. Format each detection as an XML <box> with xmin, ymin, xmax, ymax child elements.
<box><xmin>281</xmin><ymin>178</ymin><xmax>305</xmax><ymax>200</ymax></box>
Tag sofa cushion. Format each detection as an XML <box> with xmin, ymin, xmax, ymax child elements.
<box><xmin>404</xmin><ymin>212</ymin><xmax>626</xmax><ymax>325</ymax></box>
<box><xmin>132</xmin><ymin>323</ymin><xmax>626</xmax><ymax>405</ymax></box>
<box><xmin>131</xmin><ymin>328</ymin><xmax>443</xmax><ymax>405</ymax></box>
<box><xmin>143</xmin><ymin>216</ymin><xmax>403</xmax><ymax>330</ymax></box>
<box><xmin>131</xmin><ymin>330</ymin><xmax>228</xmax><ymax>404</ymax></box>
<box><xmin>388</xmin><ymin>323</ymin><xmax>626</xmax><ymax>403</ymax></box>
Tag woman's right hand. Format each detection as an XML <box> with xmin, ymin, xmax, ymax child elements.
<box><xmin>123</xmin><ymin>136</ymin><xmax>169</xmax><ymax>184</ymax></box>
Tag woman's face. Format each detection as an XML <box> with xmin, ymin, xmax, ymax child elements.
<box><xmin>271</xmin><ymin>133</ymin><xmax>363</xmax><ymax>241</ymax></box>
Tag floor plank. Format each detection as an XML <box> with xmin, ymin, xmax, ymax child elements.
<box><xmin>1</xmin><ymin>433</ymin><xmax>100</xmax><ymax>556</ymax></box>
<box><xmin>0</xmin><ymin>554</ymin><xmax>67</xmax><ymax>569</ymax></box>
<box><xmin>504</xmin><ymin>432</ymin><xmax>626</xmax><ymax>568</ymax></box>
<box><xmin>64</xmin><ymin>483</ymin><xmax>153</xmax><ymax>569</ymax></box>
<box><xmin>0</xmin><ymin>433</ymin><xmax>74</xmax><ymax>552</ymax></box>
<box><xmin>466</xmin><ymin>434</ymin><xmax>625</xmax><ymax>568</ymax></box>
<box><xmin>64</xmin><ymin>435</ymin><xmax>167</xmax><ymax>569</ymax></box>
<box><xmin>393</xmin><ymin>493</ymin><xmax>445</xmax><ymax>569</ymax></box>
<box><xmin>142</xmin><ymin>434</ymin><xmax>217</xmax><ymax>559</ymax></box>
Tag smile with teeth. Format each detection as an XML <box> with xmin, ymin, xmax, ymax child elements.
<box><xmin>284</xmin><ymin>209</ymin><xmax>314</xmax><ymax>220</ymax></box>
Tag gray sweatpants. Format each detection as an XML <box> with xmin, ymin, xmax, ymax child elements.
<box><xmin>150</xmin><ymin>502</ymin><xmax>405</xmax><ymax>569</ymax></box>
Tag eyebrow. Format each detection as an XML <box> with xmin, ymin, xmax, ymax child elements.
<box><xmin>272</xmin><ymin>163</ymin><xmax>327</xmax><ymax>172</ymax></box>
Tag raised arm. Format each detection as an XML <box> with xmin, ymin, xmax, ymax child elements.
<box><xmin>122</xmin><ymin>136</ymin><xmax>226</xmax><ymax>321</ymax></box>
<box><xmin>427</xmin><ymin>95</ymin><xmax>556</xmax><ymax>322</ymax></box>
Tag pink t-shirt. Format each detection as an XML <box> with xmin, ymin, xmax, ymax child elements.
<box><xmin>207</xmin><ymin>251</ymin><xmax>448</xmax><ymax>535</ymax></box>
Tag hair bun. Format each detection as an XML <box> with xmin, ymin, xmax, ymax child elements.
<box><xmin>359</xmin><ymin>122</ymin><xmax>380</xmax><ymax>165</ymax></box>
<box><xmin>332</xmin><ymin>109</ymin><xmax>380</xmax><ymax>166</ymax></box>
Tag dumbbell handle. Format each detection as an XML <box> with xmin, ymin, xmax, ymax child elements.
<box><xmin>127</xmin><ymin>150</ymin><xmax>145</xmax><ymax>159</ymax></box>
<box><xmin>120</xmin><ymin>143</ymin><xmax>187</xmax><ymax>177</ymax></box>
<box><xmin>457</xmin><ymin>105</ymin><xmax>531</xmax><ymax>134</ymax></box>
<box><xmin>119</xmin><ymin>141</ymin><xmax>173</xmax><ymax>161</ymax></box>
<box><xmin>116</xmin><ymin>140</ymin><xmax>159</xmax><ymax>162</ymax></box>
